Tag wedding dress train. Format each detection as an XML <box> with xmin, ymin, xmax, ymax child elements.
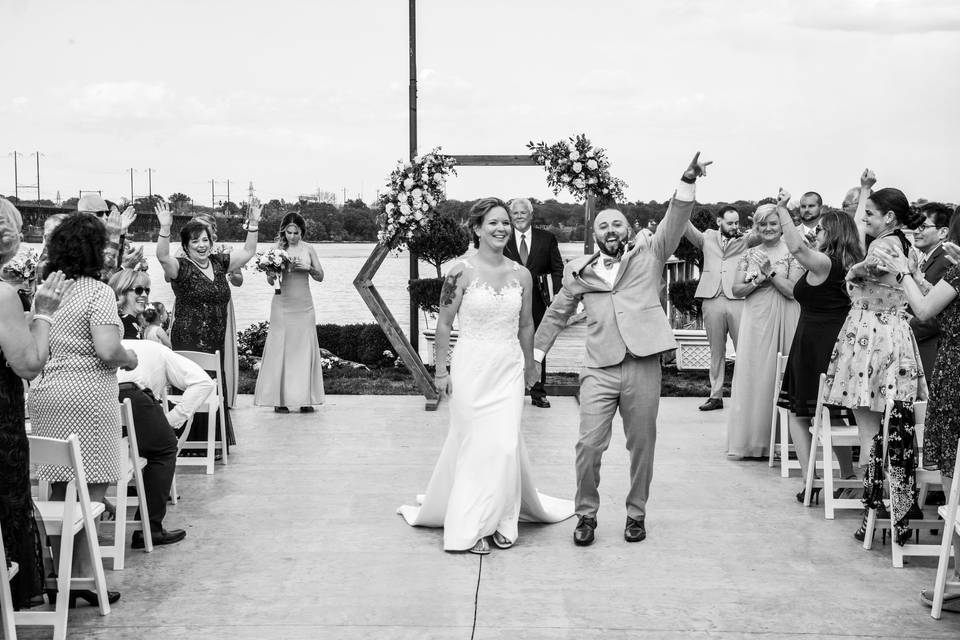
<box><xmin>398</xmin><ymin>261</ymin><xmax>574</xmax><ymax>550</ymax></box>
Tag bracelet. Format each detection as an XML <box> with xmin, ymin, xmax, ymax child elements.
<box><xmin>680</xmin><ymin>175</ymin><xmax>696</xmax><ymax>184</ymax></box>
<box><xmin>158</xmin><ymin>233</ymin><xmax>170</xmax><ymax>238</ymax></box>
<box><xmin>33</xmin><ymin>314</ymin><xmax>54</xmax><ymax>326</ymax></box>
<box><xmin>246</xmin><ymin>227</ymin><xmax>259</xmax><ymax>233</ymax></box>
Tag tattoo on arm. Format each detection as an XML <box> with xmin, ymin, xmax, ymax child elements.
<box><xmin>439</xmin><ymin>272</ymin><xmax>462</xmax><ymax>307</ymax></box>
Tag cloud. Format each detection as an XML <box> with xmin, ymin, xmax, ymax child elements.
<box><xmin>791</xmin><ymin>0</ymin><xmax>960</xmax><ymax>34</ymax></box>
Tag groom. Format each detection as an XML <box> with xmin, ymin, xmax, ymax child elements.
<box><xmin>534</xmin><ymin>152</ymin><xmax>711</xmax><ymax>545</ymax></box>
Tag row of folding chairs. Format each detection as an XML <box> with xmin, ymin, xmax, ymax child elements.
<box><xmin>766</xmin><ymin>351</ymin><xmax>960</xmax><ymax>619</ymax></box>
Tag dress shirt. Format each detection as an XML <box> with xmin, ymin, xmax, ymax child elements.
<box><xmin>593</xmin><ymin>255</ymin><xmax>620</xmax><ymax>287</ymax></box>
<box><xmin>919</xmin><ymin>242</ymin><xmax>943</xmax><ymax>270</ymax></box>
<box><xmin>118</xmin><ymin>339</ymin><xmax>214</xmax><ymax>428</ymax></box>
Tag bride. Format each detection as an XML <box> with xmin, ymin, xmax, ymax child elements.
<box><xmin>398</xmin><ymin>197</ymin><xmax>574</xmax><ymax>554</ymax></box>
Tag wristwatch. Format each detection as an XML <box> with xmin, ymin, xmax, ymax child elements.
<box><xmin>895</xmin><ymin>271</ymin><xmax>906</xmax><ymax>283</ymax></box>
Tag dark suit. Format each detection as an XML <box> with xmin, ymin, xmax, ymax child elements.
<box><xmin>911</xmin><ymin>244</ymin><xmax>953</xmax><ymax>377</ymax></box>
<box><xmin>504</xmin><ymin>226</ymin><xmax>564</xmax><ymax>402</ymax></box>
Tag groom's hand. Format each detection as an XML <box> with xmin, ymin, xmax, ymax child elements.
<box><xmin>682</xmin><ymin>152</ymin><xmax>712</xmax><ymax>182</ymax></box>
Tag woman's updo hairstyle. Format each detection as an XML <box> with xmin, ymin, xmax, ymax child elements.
<box><xmin>467</xmin><ymin>197</ymin><xmax>508</xmax><ymax>248</ymax></box>
<box><xmin>870</xmin><ymin>187</ymin><xmax>924</xmax><ymax>230</ymax></box>
<box><xmin>278</xmin><ymin>212</ymin><xmax>307</xmax><ymax>249</ymax></box>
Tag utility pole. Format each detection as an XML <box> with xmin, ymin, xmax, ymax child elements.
<box><xmin>146</xmin><ymin>168</ymin><xmax>154</xmax><ymax>197</ymax></box>
<box><xmin>129</xmin><ymin>168</ymin><xmax>135</xmax><ymax>202</ymax></box>
<box><xmin>11</xmin><ymin>150</ymin><xmax>20</xmax><ymax>200</ymax></box>
<box><xmin>211</xmin><ymin>179</ymin><xmax>216</xmax><ymax>209</ymax></box>
<box><xmin>33</xmin><ymin>152</ymin><xmax>40</xmax><ymax>202</ymax></box>
<box><xmin>343</xmin><ymin>187</ymin><xmax>347</xmax><ymax>205</ymax></box>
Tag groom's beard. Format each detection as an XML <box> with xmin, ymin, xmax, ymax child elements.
<box><xmin>597</xmin><ymin>232</ymin><xmax>628</xmax><ymax>258</ymax></box>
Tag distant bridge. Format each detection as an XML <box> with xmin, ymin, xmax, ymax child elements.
<box><xmin>17</xmin><ymin>203</ymin><xmax>193</xmax><ymax>242</ymax></box>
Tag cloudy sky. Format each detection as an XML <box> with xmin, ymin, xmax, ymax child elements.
<box><xmin>1</xmin><ymin>0</ymin><xmax>958</xmax><ymax>208</ymax></box>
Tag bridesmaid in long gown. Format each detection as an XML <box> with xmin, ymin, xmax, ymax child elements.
<box><xmin>398</xmin><ymin>198</ymin><xmax>573</xmax><ymax>554</ymax></box>
<box><xmin>254</xmin><ymin>213</ymin><xmax>325</xmax><ymax>412</ymax></box>
<box><xmin>726</xmin><ymin>204</ymin><xmax>802</xmax><ymax>458</ymax></box>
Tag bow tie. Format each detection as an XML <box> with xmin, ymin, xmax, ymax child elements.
<box><xmin>601</xmin><ymin>256</ymin><xmax>621</xmax><ymax>269</ymax></box>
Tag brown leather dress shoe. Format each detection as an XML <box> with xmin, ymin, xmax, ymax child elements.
<box><xmin>574</xmin><ymin>515</ymin><xmax>597</xmax><ymax>546</ymax></box>
<box><xmin>624</xmin><ymin>516</ymin><xmax>646</xmax><ymax>542</ymax></box>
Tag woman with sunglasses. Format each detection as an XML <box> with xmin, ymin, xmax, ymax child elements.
<box><xmin>109</xmin><ymin>268</ymin><xmax>151</xmax><ymax>338</ymax></box>
<box><xmin>775</xmin><ymin>189</ymin><xmax>862</xmax><ymax>503</ymax></box>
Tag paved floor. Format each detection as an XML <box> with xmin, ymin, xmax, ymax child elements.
<box><xmin>19</xmin><ymin>395</ymin><xmax>960</xmax><ymax>639</ymax></box>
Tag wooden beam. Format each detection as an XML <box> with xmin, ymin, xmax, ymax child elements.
<box><xmin>353</xmin><ymin>243</ymin><xmax>440</xmax><ymax>410</ymax></box>
<box><xmin>452</xmin><ymin>155</ymin><xmax>538</xmax><ymax>167</ymax></box>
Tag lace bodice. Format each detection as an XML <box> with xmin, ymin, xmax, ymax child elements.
<box><xmin>456</xmin><ymin>261</ymin><xmax>523</xmax><ymax>342</ymax></box>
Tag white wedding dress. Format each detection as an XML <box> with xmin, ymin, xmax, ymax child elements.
<box><xmin>398</xmin><ymin>260</ymin><xmax>574</xmax><ymax>550</ymax></box>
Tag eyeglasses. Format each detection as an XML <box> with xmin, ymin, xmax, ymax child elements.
<box><xmin>125</xmin><ymin>286</ymin><xmax>150</xmax><ymax>296</ymax></box>
<box><xmin>919</xmin><ymin>223</ymin><xmax>941</xmax><ymax>230</ymax></box>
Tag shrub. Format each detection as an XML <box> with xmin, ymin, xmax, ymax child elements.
<box><xmin>406</xmin><ymin>213</ymin><xmax>470</xmax><ymax>277</ymax></box>
<box><xmin>668</xmin><ymin>280</ymin><xmax>702</xmax><ymax>319</ymax></box>
<box><xmin>408</xmin><ymin>277</ymin><xmax>444</xmax><ymax>314</ymax></box>
<box><xmin>358</xmin><ymin>324</ymin><xmax>395</xmax><ymax>367</ymax></box>
<box><xmin>315</xmin><ymin>322</ymin><xmax>396</xmax><ymax>367</ymax></box>
<box><xmin>315</xmin><ymin>323</ymin><xmax>343</xmax><ymax>355</ymax></box>
<box><xmin>237</xmin><ymin>321</ymin><xmax>270</xmax><ymax>357</ymax></box>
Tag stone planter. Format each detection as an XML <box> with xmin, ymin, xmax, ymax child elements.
<box><xmin>673</xmin><ymin>329</ymin><xmax>710</xmax><ymax>371</ymax></box>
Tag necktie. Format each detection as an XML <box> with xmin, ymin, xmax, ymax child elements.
<box><xmin>519</xmin><ymin>234</ymin><xmax>529</xmax><ymax>264</ymax></box>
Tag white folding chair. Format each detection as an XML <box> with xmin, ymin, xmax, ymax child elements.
<box><xmin>862</xmin><ymin>402</ymin><xmax>952</xmax><ymax>565</ymax></box>
<box><xmin>769</xmin><ymin>353</ymin><xmax>800</xmax><ymax>477</ymax></box>
<box><xmin>18</xmin><ymin>435</ymin><xmax>112</xmax><ymax>640</ymax></box>
<box><xmin>99</xmin><ymin>399</ymin><xmax>153</xmax><ymax>570</ymax></box>
<box><xmin>931</xmin><ymin>437</ymin><xmax>960</xmax><ymax>619</ymax></box>
<box><xmin>0</xmin><ymin>520</ymin><xmax>17</xmax><ymax>640</ymax></box>
<box><xmin>172</xmin><ymin>350</ymin><xmax>228</xmax><ymax>475</ymax></box>
<box><xmin>803</xmin><ymin>373</ymin><xmax>860</xmax><ymax>517</ymax></box>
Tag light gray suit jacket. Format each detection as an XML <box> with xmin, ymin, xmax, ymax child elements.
<box><xmin>687</xmin><ymin>228</ymin><xmax>753</xmax><ymax>300</ymax></box>
<box><xmin>534</xmin><ymin>193</ymin><xmax>695</xmax><ymax>369</ymax></box>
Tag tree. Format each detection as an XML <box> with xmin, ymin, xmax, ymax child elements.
<box><xmin>220</xmin><ymin>200</ymin><xmax>239</xmax><ymax>216</ymax></box>
<box><xmin>169</xmin><ymin>192</ymin><xmax>191</xmax><ymax>213</ymax></box>
<box><xmin>407</xmin><ymin>213</ymin><xmax>470</xmax><ymax>277</ymax></box>
<box><xmin>343</xmin><ymin>198</ymin><xmax>368</xmax><ymax>210</ymax></box>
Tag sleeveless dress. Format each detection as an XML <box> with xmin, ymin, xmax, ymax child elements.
<box><xmin>778</xmin><ymin>258</ymin><xmax>851</xmax><ymax>417</ymax></box>
<box><xmin>254</xmin><ymin>265</ymin><xmax>325</xmax><ymax>408</ymax></box>
<box><xmin>398</xmin><ymin>260</ymin><xmax>574</xmax><ymax>550</ymax></box>
<box><xmin>726</xmin><ymin>249</ymin><xmax>802</xmax><ymax>457</ymax></box>
<box><xmin>170</xmin><ymin>254</ymin><xmax>235</xmax><ymax>445</ymax></box>
<box><xmin>31</xmin><ymin>277</ymin><xmax>123</xmax><ymax>483</ymax></box>
<box><xmin>1</xmin><ymin>288</ymin><xmax>46</xmax><ymax>608</ymax></box>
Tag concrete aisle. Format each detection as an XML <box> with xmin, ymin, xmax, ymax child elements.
<box><xmin>26</xmin><ymin>396</ymin><xmax>960</xmax><ymax>639</ymax></box>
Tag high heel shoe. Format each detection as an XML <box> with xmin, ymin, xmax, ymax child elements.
<box><xmin>796</xmin><ymin>487</ymin><xmax>821</xmax><ymax>504</ymax></box>
<box><xmin>69</xmin><ymin>589</ymin><xmax>121</xmax><ymax>607</ymax></box>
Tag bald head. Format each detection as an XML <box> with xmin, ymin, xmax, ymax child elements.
<box><xmin>594</xmin><ymin>208</ymin><xmax>631</xmax><ymax>257</ymax></box>
<box><xmin>842</xmin><ymin>187</ymin><xmax>861</xmax><ymax>213</ymax></box>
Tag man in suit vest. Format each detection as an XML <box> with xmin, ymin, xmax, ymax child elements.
<box><xmin>535</xmin><ymin>152</ymin><xmax>711</xmax><ymax>546</ymax></box>
<box><xmin>910</xmin><ymin>203</ymin><xmax>954</xmax><ymax>375</ymax></box>
<box><xmin>504</xmin><ymin>198</ymin><xmax>564</xmax><ymax>408</ymax></box>
<box><xmin>685</xmin><ymin>206</ymin><xmax>759</xmax><ymax>411</ymax></box>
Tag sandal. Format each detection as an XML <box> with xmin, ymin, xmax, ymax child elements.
<box><xmin>468</xmin><ymin>538</ymin><xmax>490</xmax><ymax>555</ymax></box>
<box><xmin>491</xmin><ymin>532</ymin><xmax>514</xmax><ymax>549</ymax></box>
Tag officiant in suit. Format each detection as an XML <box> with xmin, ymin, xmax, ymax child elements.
<box><xmin>504</xmin><ymin>198</ymin><xmax>564</xmax><ymax>408</ymax></box>
<box><xmin>910</xmin><ymin>203</ymin><xmax>954</xmax><ymax>375</ymax></box>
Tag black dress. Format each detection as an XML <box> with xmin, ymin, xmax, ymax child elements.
<box><xmin>779</xmin><ymin>258</ymin><xmax>851</xmax><ymax>416</ymax></box>
<box><xmin>923</xmin><ymin>264</ymin><xmax>960</xmax><ymax>475</ymax></box>
<box><xmin>120</xmin><ymin>313</ymin><xmax>141</xmax><ymax>339</ymax></box>
<box><xmin>1</xmin><ymin>290</ymin><xmax>46</xmax><ymax>608</ymax></box>
<box><xmin>170</xmin><ymin>255</ymin><xmax>235</xmax><ymax>445</ymax></box>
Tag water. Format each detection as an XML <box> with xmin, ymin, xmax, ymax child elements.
<box><xmin>24</xmin><ymin>242</ymin><xmax>588</xmax><ymax>332</ymax></box>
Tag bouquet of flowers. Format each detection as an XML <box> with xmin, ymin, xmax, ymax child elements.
<box><xmin>254</xmin><ymin>248</ymin><xmax>291</xmax><ymax>294</ymax></box>
<box><xmin>527</xmin><ymin>134</ymin><xmax>627</xmax><ymax>205</ymax></box>
<box><xmin>377</xmin><ymin>148</ymin><xmax>457</xmax><ymax>250</ymax></box>
<box><xmin>1</xmin><ymin>247</ymin><xmax>39</xmax><ymax>282</ymax></box>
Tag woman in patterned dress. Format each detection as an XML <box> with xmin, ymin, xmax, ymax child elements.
<box><xmin>822</xmin><ymin>187</ymin><xmax>927</xmax><ymax>542</ymax></box>
<box><xmin>874</xmin><ymin>218</ymin><xmax>960</xmax><ymax>595</ymax></box>
<box><xmin>0</xmin><ymin>198</ymin><xmax>74</xmax><ymax>609</ymax></box>
<box><xmin>30</xmin><ymin>213</ymin><xmax>138</xmax><ymax>606</ymax></box>
<box><xmin>154</xmin><ymin>201</ymin><xmax>261</xmax><ymax>448</ymax></box>
<box><xmin>725</xmin><ymin>204</ymin><xmax>803</xmax><ymax>458</ymax></box>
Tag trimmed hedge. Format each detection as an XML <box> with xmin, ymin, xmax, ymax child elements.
<box><xmin>239</xmin><ymin>321</ymin><xmax>397</xmax><ymax>368</ymax></box>
<box><xmin>408</xmin><ymin>277</ymin><xmax>444</xmax><ymax>314</ymax></box>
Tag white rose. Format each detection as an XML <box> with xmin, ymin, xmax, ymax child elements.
<box><xmin>572</xmin><ymin>162</ymin><xmax>582</xmax><ymax>173</ymax></box>
<box><xmin>403</xmin><ymin>177</ymin><xmax>414</xmax><ymax>189</ymax></box>
<box><xmin>400</xmin><ymin>203</ymin><xmax>412</xmax><ymax>215</ymax></box>
<box><xmin>411</xmin><ymin>188</ymin><xmax>422</xmax><ymax>198</ymax></box>
<box><xmin>573</xmin><ymin>178</ymin><xmax>585</xmax><ymax>189</ymax></box>
<box><xmin>587</xmin><ymin>176</ymin><xmax>598</xmax><ymax>185</ymax></box>
<box><xmin>586</xmin><ymin>150</ymin><xmax>595</xmax><ymax>158</ymax></box>
<box><xmin>385</xmin><ymin>202</ymin><xmax>395</xmax><ymax>213</ymax></box>
<box><xmin>413</xmin><ymin>155</ymin><xmax>422</xmax><ymax>164</ymax></box>
<box><xmin>561</xmin><ymin>174</ymin><xmax>572</xmax><ymax>183</ymax></box>
<box><xmin>421</xmin><ymin>202</ymin><xmax>429</xmax><ymax>211</ymax></box>
<box><xmin>414</xmin><ymin>212</ymin><xmax>423</xmax><ymax>221</ymax></box>
<box><xmin>569</xmin><ymin>152</ymin><xmax>578</xmax><ymax>161</ymax></box>
<box><xmin>587</xmin><ymin>159</ymin><xmax>598</xmax><ymax>170</ymax></box>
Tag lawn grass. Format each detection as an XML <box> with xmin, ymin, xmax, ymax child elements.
<box><xmin>238</xmin><ymin>362</ymin><xmax>734</xmax><ymax>397</ymax></box>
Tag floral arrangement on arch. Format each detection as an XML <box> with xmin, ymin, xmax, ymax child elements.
<box><xmin>527</xmin><ymin>134</ymin><xmax>627</xmax><ymax>204</ymax></box>
<box><xmin>376</xmin><ymin>148</ymin><xmax>457</xmax><ymax>250</ymax></box>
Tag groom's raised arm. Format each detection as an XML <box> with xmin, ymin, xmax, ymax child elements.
<box><xmin>533</xmin><ymin>269</ymin><xmax>582</xmax><ymax>361</ymax></box>
<box><xmin>653</xmin><ymin>152</ymin><xmax>711</xmax><ymax>263</ymax></box>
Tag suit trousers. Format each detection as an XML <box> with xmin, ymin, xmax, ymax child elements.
<box><xmin>576</xmin><ymin>354</ymin><xmax>661</xmax><ymax>519</ymax></box>
<box><xmin>118</xmin><ymin>385</ymin><xmax>179</xmax><ymax>533</ymax></box>
<box><xmin>701</xmin><ymin>296</ymin><xmax>744</xmax><ymax>399</ymax></box>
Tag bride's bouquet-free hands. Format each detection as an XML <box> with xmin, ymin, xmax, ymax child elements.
<box><xmin>254</xmin><ymin>248</ymin><xmax>291</xmax><ymax>294</ymax></box>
